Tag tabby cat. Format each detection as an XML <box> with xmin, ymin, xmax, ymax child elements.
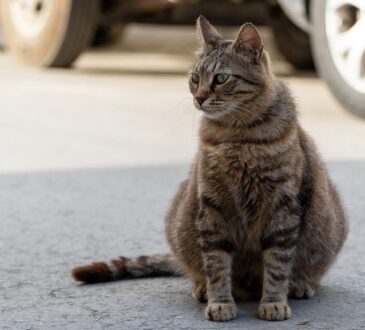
<box><xmin>72</xmin><ymin>16</ymin><xmax>348</xmax><ymax>322</ymax></box>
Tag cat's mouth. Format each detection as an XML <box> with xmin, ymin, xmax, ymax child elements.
<box><xmin>194</xmin><ymin>100</ymin><xmax>222</xmax><ymax>117</ymax></box>
<box><xmin>200</xmin><ymin>107</ymin><xmax>222</xmax><ymax>119</ymax></box>
<box><xmin>195</xmin><ymin>102</ymin><xmax>215</xmax><ymax>113</ymax></box>
<box><xmin>201</xmin><ymin>108</ymin><xmax>218</xmax><ymax>114</ymax></box>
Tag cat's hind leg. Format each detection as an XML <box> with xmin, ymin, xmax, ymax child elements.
<box><xmin>289</xmin><ymin>269</ymin><xmax>317</xmax><ymax>299</ymax></box>
<box><xmin>232</xmin><ymin>285</ymin><xmax>261</xmax><ymax>302</ymax></box>
<box><xmin>289</xmin><ymin>255</ymin><xmax>321</xmax><ymax>299</ymax></box>
<box><xmin>289</xmin><ymin>281</ymin><xmax>316</xmax><ymax>299</ymax></box>
<box><xmin>193</xmin><ymin>282</ymin><xmax>207</xmax><ymax>303</ymax></box>
<box><xmin>194</xmin><ymin>282</ymin><xmax>260</xmax><ymax>303</ymax></box>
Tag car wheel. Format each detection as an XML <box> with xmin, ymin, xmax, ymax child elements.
<box><xmin>271</xmin><ymin>6</ymin><xmax>314</xmax><ymax>70</ymax></box>
<box><xmin>0</xmin><ymin>0</ymin><xmax>99</xmax><ymax>67</ymax></box>
<box><xmin>311</xmin><ymin>0</ymin><xmax>365</xmax><ymax>118</ymax></box>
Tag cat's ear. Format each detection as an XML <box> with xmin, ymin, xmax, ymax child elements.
<box><xmin>232</xmin><ymin>23</ymin><xmax>263</xmax><ymax>63</ymax></box>
<box><xmin>196</xmin><ymin>15</ymin><xmax>223</xmax><ymax>52</ymax></box>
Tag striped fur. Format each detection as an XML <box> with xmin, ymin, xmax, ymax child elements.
<box><xmin>72</xmin><ymin>254</ymin><xmax>182</xmax><ymax>283</ymax></box>
<box><xmin>72</xmin><ymin>17</ymin><xmax>348</xmax><ymax>323</ymax></box>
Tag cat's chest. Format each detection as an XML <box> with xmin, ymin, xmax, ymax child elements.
<box><xmin>204</xmin><ymin>144</ymin><xmax>261</xmax><ymax>187</ymax></box>
<box><xmin>203</xmin><ymin>144</ymin><xmax>272</xmax><ymax>218</ymax></box>
<box><xmin>202</xmin><ymin>145</ymin><xmax>271</xmax><ymax>244</ymax></box>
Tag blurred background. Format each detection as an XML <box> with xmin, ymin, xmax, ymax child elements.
<box><xmin>1</xmin><ymin>1</ymin><xmax>365</xmax><ymax>329</ymax></box>
<box><xmin>0</xmin><ymin>0</ymin><xmax>364</xmax><ymax>174</ymax></box>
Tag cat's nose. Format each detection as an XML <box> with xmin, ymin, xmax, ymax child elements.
<box><xmin>195</xmin><ymin>96</ymin><xmax>207</xmax><ymax>106</ymax></box>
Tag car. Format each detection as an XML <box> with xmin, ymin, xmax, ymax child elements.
<box><xmin>277</xmin><ymin>0</ymin><xmax>365</xmax><ymax>119</ymax></box>
<box><xmin>0</xmin><ymin>0</ymin><xmax>364</xmax><ymax>118</ymax></box>
<box><xmin>0</xmin><ymin>0</ymin><xmax>184</xmax><ymax>67</ymax></box>
<box><xmin>0</xmin><ymin>0</ymin><xmax>268</xmax><ymax>68</ymax></box>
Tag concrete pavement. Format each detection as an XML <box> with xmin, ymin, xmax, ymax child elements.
<box><xmin>1</xmin><ymin>25</ymin><xmax>365</xmax><ymax>329</ymax></box>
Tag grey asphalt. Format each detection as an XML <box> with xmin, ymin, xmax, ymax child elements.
<box><xmin>1</xmin><ymin>25</ymin><xmax>365</xmax><ymax>330</ymax></box>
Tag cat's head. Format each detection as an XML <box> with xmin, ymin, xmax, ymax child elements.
<box><xmin>189</xmin><ymin>16</ymin><xmax>274</xmax><ymax>121</ymax></box>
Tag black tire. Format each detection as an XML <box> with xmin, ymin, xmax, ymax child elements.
<box><xmin>0</xmin><ymin>0</ymin><xmax>99</xmax><ymax>67</ymax></box>
<box><xmin>311</xmin><ymin>0</ymin><xmax>365</xmax><ymax>118</ymax></box>
<box><xmin>271</xmin><ymin>6</ymin><xmax>314</xmax><ymax>70</ymax></box>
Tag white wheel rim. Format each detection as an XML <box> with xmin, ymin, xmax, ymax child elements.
<box><xmin>326</xmin><ymin>0</ymin><xmax>365</xmax><ymax>93</ymax></box>
<box><xmin>8</xmin><ymin>0</ymin><xmax>54</xmax><ymax>39</ymax></box>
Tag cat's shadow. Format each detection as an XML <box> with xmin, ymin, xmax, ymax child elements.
<box><xmin>192</xmin><ymin>284</ymin><xmax>364</xmax><ymax>327</ymax></box>
<box><xmin>74</xmin><ymin>278</ymin><xmax>365</xmax><ymax>327</ymax></box>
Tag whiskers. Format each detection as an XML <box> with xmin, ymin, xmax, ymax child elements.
<box><xmin>212</xmin><ymin>101</ymin><xmax>248</xmax><ymax>127</ymax></box>
<box><xmin>221</xmin><ymin>107</ymin><xmax>245</xmax><ymax>127</ymax></box>
<box><xmin>182</xmin><ymin>44</ymin><xmax>198</xmax><ymax>57</ymax></box>
<box><xmin>177</xmin><ymin>96</ymin><xmax>199</xmax><ymax>136</ymax></box>
<box><xmin>185</xmin><ymin>96</ymin><xmax>263</xmax><ymax>133</ymax></box>
<box><xmin>230</xmin><ymin>103</ymin><xmax>264</xmax><ymax>127</ymax></box>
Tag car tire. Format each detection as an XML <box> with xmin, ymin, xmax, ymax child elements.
<box><xmin>271</xmin><ymin>6</ymin><xmax>314</xmax><ymax>70</ymax></box>
<box><xmin>310</xmin><ymin>0</ymin><xmax>365</xmax><ymax>118</ymax></box>
<box><xmin>0</xmin><ymin>0</ymin><xmax>99</xmax><ymax>67</ymax></box>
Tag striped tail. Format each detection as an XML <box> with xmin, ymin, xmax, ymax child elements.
<box><xmin>71</xmin><ymin>254</ymin><xmax>182</xmax><ymax>284</ymax></box>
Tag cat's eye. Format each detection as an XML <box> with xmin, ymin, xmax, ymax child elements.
<box><xmin>215</xmin><ymin>73</ymin><xmax>229</xmax><ymax>84</ymax></box>
<box><xmin>191</xmin><ymin>73</ymin><xmax>200</xmax><ymax>84</ymax></box>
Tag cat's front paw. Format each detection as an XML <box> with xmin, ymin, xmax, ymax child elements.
<box><xmin>205</xmin><ymin>302</ymin><xmax>237</xmax><ymax>322</ymax></box>
<box><xmin>258</xmin><ymin>302</ymin><xmax>291</xmax><ymax>321</ymax></box>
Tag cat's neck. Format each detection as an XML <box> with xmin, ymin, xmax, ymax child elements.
<box><xmin>199</xmin><ymin>80</ymin><xmax>297</xmax><ymax>146</ymax></box>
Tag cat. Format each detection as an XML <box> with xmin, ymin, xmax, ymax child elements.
<box><xmin>72</xmin><ymin>16</ymin><xmax>348</xmax><ymax>322</ymax></box>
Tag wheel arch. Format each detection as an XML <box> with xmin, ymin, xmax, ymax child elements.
<box><xmin>277</xmin><ymin>0</ymin><xmax>311</xmax><ymax>32</ymax></box>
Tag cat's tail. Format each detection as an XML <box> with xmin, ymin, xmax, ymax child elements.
<box><xmin>71</xmin><ymin>254</ymin><xmax>183</xmax><ymax>284</ymax></box>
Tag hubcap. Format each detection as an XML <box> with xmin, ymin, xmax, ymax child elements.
<box><xmin>326</xmin><ymin>0</ymin><xmax>365</xmax><ymax>93</ymax></box>
<box><xmin>8</xmin><ymin>0</ymin><xmax>53</xmax><ymax>39</ymax></box>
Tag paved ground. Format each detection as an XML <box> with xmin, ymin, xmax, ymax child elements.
<box><xmin>1</xmin><ymin>25</ymin><xmax>365</xmax><ymax>330</ymax></box>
